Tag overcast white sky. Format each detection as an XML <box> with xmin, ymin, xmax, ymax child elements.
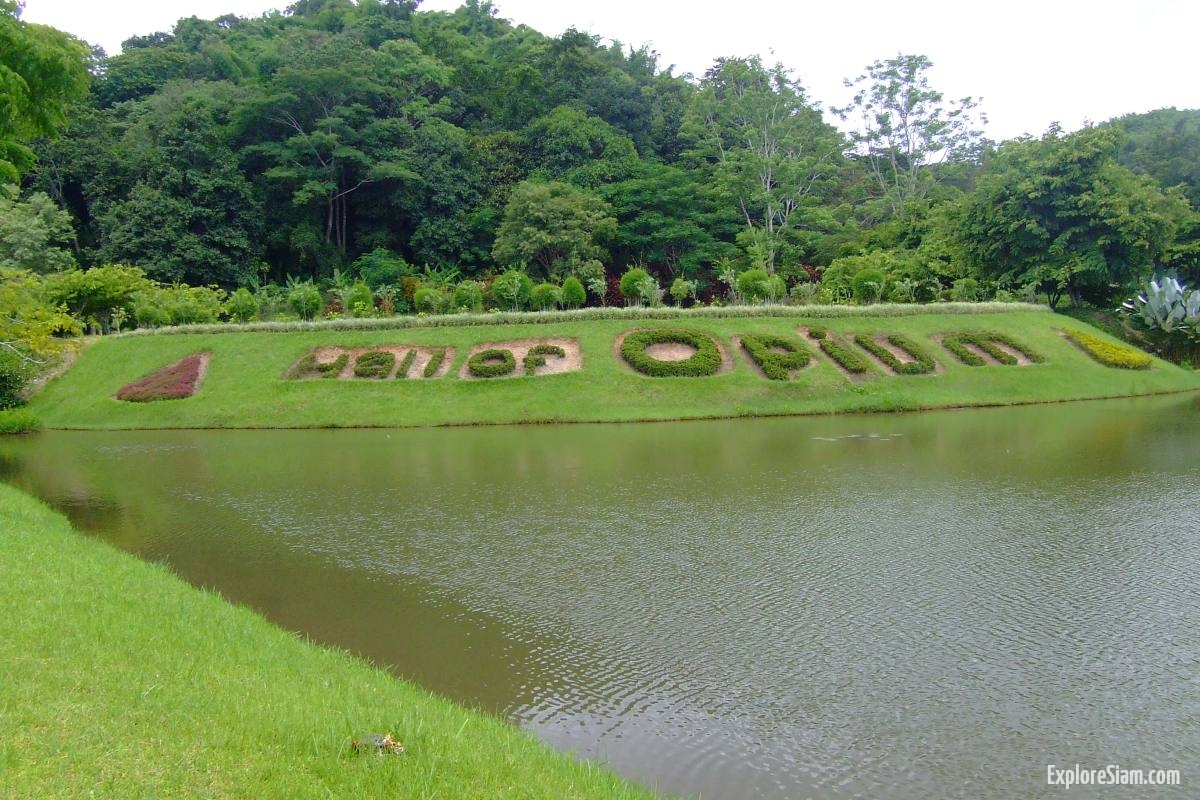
<box><xmin>20</xmin><ymin>0</ymin><xmax>1200</xmax><ymax>142</ymax></box>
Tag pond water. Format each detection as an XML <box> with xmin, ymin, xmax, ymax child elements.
<box><xmin>3</xmin><ymin>395</ymin><xmax>1199</xmax><ymax>799</ymax></box>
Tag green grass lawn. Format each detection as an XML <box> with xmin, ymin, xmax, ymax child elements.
<box><xmin>0</xmin><ymin>484</ymin><xmax>661</xmax><ymax>799</ymax></box>
<box><xmin>28</xmin><ymin>307</ymin><xmax>1200</xmax><ymax>429</ymax></box>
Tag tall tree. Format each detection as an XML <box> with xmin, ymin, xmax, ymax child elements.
<box><xmin>837</xmin><ymin>54</ymin><xmax>986</xmax><ymax>221</ymax></box>
<box><xmin>492</xmin><ymin>180</ymin><xmax>616</xmax><ymax>278</ymax></box>
<box><xmin>683</xmin><ymin>56</ymin><xmax>845</xmax><ymax>272</ymax></box>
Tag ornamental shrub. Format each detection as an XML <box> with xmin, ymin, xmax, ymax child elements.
<box><xmin>287</xmin><ymin>281</ymin><xmax>323</xmax><ymax>321</ymax></box>
<box><xmin>492</xmin><ymin>270</ymin><xmax>533</xmax><ymax>311</ymax></box>
<box><xmin>740</xmin><ymin>334</ymin><xmax>812</xmax><ymax>380</ymax></box>
<box><xmin>1061</xmin><ymin>329</ymin><xmax>1153</xmax><ymax>369</ymax></box>
<box><xmin>523</xmin><ymin>343</ymin><xmax>566</xmax><ymax>375</ymax></box>
<box><xmin>818</xmin><ymin>337</ymin><xmax>871</xmax><ymax>374</ymax></box>
<box><xmin>950</xmin><ymin>277</ymin><xmax>982</xmax><ymax>302</ymax></box>
<box><xmin>0</xmin><ymin>351</ymin><xmax>32</xmax><ymax>410</ymax></box>
<box><xmin>561</xmin><ymin>276</ymin><xmax>587</xmax><ymax>309</ymax></box>
<box><xmin>853</xmin><ymin>334</ymin><xmax>936</xmax><ymax>375</ymax></box>
<box><xmin>619</xmin><ymin>267</ymin><xmax>651</xmax><ymax>306</ymax></box>
<box><xmin>737</xmin><ymin>269</ymin><xmax>772</xmax><ymax>303</ymax></box>
<box><xmin>851</xmin><ymin>268</ymin><xmax>887</xmax><ymax>305</ymax></box>
<box><xmin>806</xmin><ymin>326</ymin><xmax>827</xmax><ymax>340</ymax></box>
<box><xmin>413</xmin><ymin>287</ymin><xmax>443</xmax><ymax>315</ymax></box>
<box><xmin>344</xmin><ymin>282</ymin><xmax>375</xmax><ymax>318</ymax></box>
<box><xmin>116</xmin><ymin>354</ymin><xmax>207</xmax><ymax>401</ymax></box>
<box><xmin>467</xmin><ymin>348</ymin><xmax>516</xmax><ymax>378</ymax></box>
<box><xmin>452</xmin><ymin>280</ymin><xmax>484</xmax><ymax>312</ymax></box>
<box><xmin>353</xmin><ymin>247</ymin><xmax>412</xmax><ymax>289</ymax></box>
<box><xmin>422</xmin><ymin>348</ymin><xmax>447</xmax><ymax>378</ymax></box>
<box><xmin>669</xmin><ymin>277</ymin><xmax>696</xmax><ymax>307</ymax></box>
<box><xmin>620</xmin><ymin>329</ymin><xmax>722</xmax><ymax>377</ymax></box>
<box><xmin>941</xmin><ymin>331</ymin><xmax>1043</xmax><ymax>366</ymax></box>
<box><xmin>353</xmin><ymin>350</ymin><xmax>394</xmax><ymax>379</ymax></box>
<box><xmin>395</xmin><ymin>349</ymin><xmax>417</xmax><ymax>379</ymax></box>
<box><xmin>226</xmin><ymin>287</ymin><xmax>259</xmax><ymax>323</ymax></box>
<box><xmin>530</xmin><ymin>282</ymin><xmax>562</xmax><ymax>311</ymax></box>
<box><xmin>0</xmin><ymin>408</ymin><xmax>41</xmax><ymax>434</ymax></box>
<box><xmin>288</xmin><ymin>352</ymin><xmax>348</xmax><ymax>379</ymax></box>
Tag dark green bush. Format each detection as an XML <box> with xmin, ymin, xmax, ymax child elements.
<box><xmin>561</xmin><ymin>276</ymin><xmax>586</xmax><ymax>309</ymax></box>
<box><xmin>619</xmin><ymin>267</ymin><xmax>651</xmax><ymax>305</ymax></box>
<box><xmin>395</xmin><ymin>349</ymin><xmax>417</xmax><ymax>379</ymax></box>
<box><xmin>523</xmin><ymin>344</ymin><xmax>566</xmax><ymax>375</ymax></box>
<box><xmin>737</xmin><ymin>268</ymin><xmax>772</xmax><ymax>303</ymax></box>
<box><xmin>451</xmin><ymin>280</ymin><xmax>484</xmax><ymax>312</ymax></box>
<box><xmin>740</xmin><ymin>334</ymin><xmax>811</xmax><ymax>380</ymax></box>
<box><xmin>422</xmin><ymin>348</ymin><xmax>447</xmax><ymax>378</ymax></box>
<box><xmin>530</xmin><ymin>283</ymin><xmax>561</xmax><ymax>311</ymax></box>
<box><xmin>807</xmin><ymin>326</ymin><xmax>827</xmax><ymax>340</ymax></box>
<box><xmin>353</xmin><ymin>350</ymin><xmax>394</xmax><ymax>379</ymax></box>
<box><xmin>942</xmin><ymin>331</ymin><xmax>1043</xmax><ymax>366</ymax></box>
<box><xmin>620</xmin><ymin>329</ymin><xmax>722</xmax><ymax>377</ymax></box>
<box><xmin>467</xmin><ymin>348</ymin><xmax>516</xmax><ymax>378</ymax></box>
<box><xmin>413</xmin><ymin>287</ymin><xmax>443</xmax><ymax>315</ymax></box>
<box><xmin>287</xmin><ymin>352</ymin><xmax>348</xmax><ymax>379</ymax></box>
<box><xmin>0</xmin><ymin>351</ymin><xmax>32</xmax><ymax>410</ymax></box>
<box><xmin>851</xmin><ymin>268</ymin><xmax>887</xmax><ymax>304</ymax></box>
<box><xmin>853</xmin><ymin>334</ymin><xmax>936</xmax><ymax>375</ymax></box>
<box><xmin>491</xmin><ymin>270</ymin><xmax>533</xmax><ymax>311</ymax></box>
<box><xmin>818</xmin><ymin>337</ymin><xmax>871</xmax><ymax>374</ymax></box>
<box><xmin>344</xmin><ymin>282</ymin><xmax>375</xmax><ymax>318</ymax></box>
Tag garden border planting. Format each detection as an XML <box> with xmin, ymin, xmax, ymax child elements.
<box><xmin>524</xmin><ymin>344</ymin><xmax>567</xmax><ymax>376</ymax></box>
<box><xmin>286</xmin><ymin>346</ymin><xmax>455</xmax><ymax>381</ymax></box>
<box><xmin>286</xmin><ymin>351</ymin><xmax>349</xmax><ymax>379</ymax></box>
<box><xmin>116</xmin><ymin>353</ymin><xmax>210</xmax><ymax>401</ymax></box>
<box><xmin>459</xmin><ymin>339</ymin><xmax>581</xmax><ymax>379</ymax></box>
<box><xmin>617</xmin><ymin>328</ymin><xmax>726</xmax><ymax>377</ymax></box>
<box><xmin>804</xmin><ymin>327</ymin><xmax>871</xmax><ymax>376</ymax></box>
<box><xmin>853</xmin><ymin>334</ymin><xmax>937</xmax><ymax>375</ymax></box>
<box><xmin>395</xmin><ymin>349</ymin><xmax>417</xmax><ymax>379</ymax></box>
<box><xmin>737</xmin><ymin>334</ymin><xmax>813</xmax><ymax>380</ymax></box>
<box><xmin>1060</xmin><ymin>328</ymin><xmax>1153</xmax><ymax>369</ymax></box>
<box><xmin>422</xmin><ymin>348</ymin><xmax>448</xmax><ymax>378</ymax></box>
<box><xmin>352</xmin><ymin>350</ymin><xmax>395</xmax><ymax>379</ymax></box>
<box><xmin>940</xmin><ymin>331</ymin><xmax>1043</xmax><ymax>366</ymax></box>
<box><xmin>467</xmin><ymin>348</ymin><xmax>517</xmax><ymax>378</ymax></box>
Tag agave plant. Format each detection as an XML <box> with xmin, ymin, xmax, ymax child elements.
<box><xmin>1122</xmin><ymin>277</ymin><xmax>1200</xmax><ymax>339</ymax></box>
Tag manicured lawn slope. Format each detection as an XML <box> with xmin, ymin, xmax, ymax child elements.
<box><xmin>0</xmin><ymin>485</ymin><xmax>659</xmax><ymax>800</ymax></box>
<box><xmin>30</xmin><ymin>309</ymin><xmax>1199</xmax><ymax>429</ymax></box>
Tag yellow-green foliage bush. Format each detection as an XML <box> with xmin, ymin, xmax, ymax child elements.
<box><xmin>1062</xmin><ymin>329</ymin><xmax>1153</xmax><ymax>369</ymax></box>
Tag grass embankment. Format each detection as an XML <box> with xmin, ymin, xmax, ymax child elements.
<box><xmin>0</xmin><ymin>484</ymin><xmax>658</xmax><ymax>799</ymax></box>
<box><xmin>29</xmin><ymin>307</ymin><xmax>1200</xmax><ymax>429</ymax></box>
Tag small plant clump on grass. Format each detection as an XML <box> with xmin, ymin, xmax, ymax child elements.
<box><xmin>620</xmin><ymin>329</ymin><xmax>722</xmax><ymax>376</ymax></box>
<box><xmin>422</xmin><ymin>348</ymin><xmax>447</xmax><ymax>378</ymax></box>
<box><xmin>817</xmin><ymin>337</ymin><xmax>871</xmax><ymax>375</ymax></box>
<box><xmin>942</xmin><ymin>331</ymin><xmax>1043</xmax><ymax>366</ymax></box>
<box><xmin>116</xmin><ymin>354</ymin><xmax>207</xmax><ymax>402</ymax></box>
<box><xmin>394</xmin><ymin>349</ymin><xmax>417</xmax><ymax>379</ymax></box>
<box><xmin>353</xmin><ymin>351</ymin><xmax>395</xmax><ymax>379</ymax></box>
<box><xmin>523</xmin><ymin>344</ymin><xmax>566</xmax><ymax>375</ymax></box>
<box><xmin>467</xmin><ymin>348</ymin><xmax>516</xmax><ymax>378</ymax></box>
<box><xmin>854</xmin><ymin>334</ymin><xmax>936</xmax><ymax>375</ymax></box>
<box><xmin>740</xmin><ymin>334</ymin><xmax>812</xmax><ymax>380</ymax></box>
<box><xmin>287</xmin><ymin>352</ymin><xmax>348</xmax><ymax>379</ymax></box>
<box><xmin>1062</xmin><ymin>329</ymin><xmax>1153</xmax><ymax>369</ymax></box>
<box><xmin>0</xmin><ymin>408</ymin><xmax>42</xmax><ymax>434</ymax></box>
<box><xmin>807</xmin><ymin>326</ymin><xmax>828</xmax><ymax>340</ymax></box>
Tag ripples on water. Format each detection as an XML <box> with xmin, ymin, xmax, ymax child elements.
<box><xmin>3</xmin><ymin>396</ymin><xmax>1198</xmax><ymax>799</ymax></box>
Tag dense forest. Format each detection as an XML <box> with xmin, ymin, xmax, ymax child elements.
<box><xmin>2</xmin><ymin>0</ymin><xmax>1199</xmax><ymax>337</ymax></box>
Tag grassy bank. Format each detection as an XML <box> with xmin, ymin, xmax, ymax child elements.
<box><xmin>29</xmin><ymin>308</ymin><xmax>1200</xmax><ymax>430</ymax></box>
<box><xmin>0</xmin><ymin>484</ymin><xmax>658</xmax><ymax>799</ymax></box>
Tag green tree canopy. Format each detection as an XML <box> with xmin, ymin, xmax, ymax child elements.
<box><xmin>491</xmin><ymin>180</ymin><xmax>616</xmax><ymax>278</ymax></box>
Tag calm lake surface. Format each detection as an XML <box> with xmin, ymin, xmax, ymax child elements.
<box><xmin>3</xmin><ymin>395</ymin><xmax>1199</xmax><ymax>799</ymax></box>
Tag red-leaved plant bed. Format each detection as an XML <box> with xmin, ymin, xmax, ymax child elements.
<box><xmin>116</xmin><ymin>354</ymin><xmax>209</xmax><ymax>402</ymax></box>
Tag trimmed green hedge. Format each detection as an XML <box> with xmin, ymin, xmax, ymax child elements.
<box><xmin>467</xmin><ymin>348</ymin><xmax>516</xmax><ymax>378</ymax></box>
<box><xmin>740</xmin><ymin>334</ymin><xmax>812</xmax><ymax>380</ymax></box>
<box><xmin>817</xmin><ymin>337</ymin><xmax>871</xmax><ymax>374</ymax></box>
<box><xmin>1062</xmin><ymin>328</ymin><xmax>1153</xmax><ymax>369</ymax></box>
<box><xmin>619</xmin><ymin>329</ymin><xmax>723</xmax><ymax>377</ymax></box>
<box><xmin>394</xmin><ymin>349</ymin><xmax>417</xmax><ymax>379</ymax></box>
<box><xmin>353</xmin><ymin>351</ymin><xmax>395</xmax><ymax>379</ymax></box>
<box><xmin>942</xmin><ymin>331</ymin><xmax>1043</xmax><ymax>366</ymax></box>
<box><xmin>287</xmin><ymin>352</ymin><xmax>348</xmax><ymax>379</ymax></box>
<box><xmin>423</xmin><ymin>348</ymin><xmax>447</xmax><ymax>378</ymax></box>
<box><xmin>523</xmin><ymin>344</ymin><xmax>566</xmax><ymax>376</ymax></box>
<box><xmin>853</xmin><ymin>334</ymin><xmax>936</xmax><ymax>375</ymax></box>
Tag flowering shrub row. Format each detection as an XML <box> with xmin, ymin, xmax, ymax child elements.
<box><xmin>117</xmin><ymin>354</ymin><xmax>207</xmax><ymax>402</ymax></box>
<box><xmin>1061</xmin><ymin>329</ymin><xmax>1153</xmax><ymax>369</ymax></box>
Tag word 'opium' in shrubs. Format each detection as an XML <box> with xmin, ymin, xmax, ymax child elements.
<box><xmin>467</xmin><ymin>348</ymin><xmax>517</xmax><ymax>378</ymax></box>
<box><xmin>941</xmin><ymin>331</ymin><xmax>1042</xmax><ymax>366</ymax></box>
<box><xmin>524</xmin><ymin>344</ymin><xmax>566</xmax><ymax>375</ymax></box>
<box><xmin>353</xmin><ymin>351</ymin><xmax>395</xmax><ymax>379</ymax></box>
<box><xmin>117</xmin><ymin>354</ymin><xmax>208</xmax><ymax>402</ymax></box>
<box><xmin>620</xmin><ymin>329</ymin><xmax>722</xmax><ymax>377</ymax></box>
<box><xmin>740</xmin><ymin>334</ymin><xmax>812</xmax><ymax>380</ymax></box>
<box><xmin>805</xmin><ymin>327</ymin><xmax>870</xmax><ymax>374</ymax></box>
<box><xmin>853</xmin><ymin>334</ymin><xmax>936</xmax><ymax>375</ymax></box>
<box><xmin>1061</xmin><ymin>329</ymin><xmax>1153</xmax><ymax>369</ymax></box>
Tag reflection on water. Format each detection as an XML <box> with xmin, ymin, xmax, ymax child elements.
<box><xmin>3</xmin><ymin>394</ymin><xmax>1199</xmax><ymax>799</ymax></box>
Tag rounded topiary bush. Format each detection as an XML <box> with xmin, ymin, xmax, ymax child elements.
<box><xmin>619</xmin><ymin>329</ymin><xmax>723</xmax><ymax>377</ymax></box>
<box><xmin>467</xmin><ymin>348</ymin><xmax>516</xmax><ymax>378</ymax></box>
<box><xmin>737</xmin><ymin>268</ymin><xmax>771</xmax><ymax>303</ymax></box>
<box><xmin>491</xmin><ymin>270</ymin><xmax>533</xmax><ymax>311</ymax></box>
<box><xmin>226</xmin><ymin>287</ymin><xmax>259</xmax><ymax>323</ymax></box>
<box><xmin>560</xmin><ymin>276</ymin><xmax>586</xmax><ymax>309</ymax></box>
<box><xmin>451</xmin><ymin>280</ymin><xmax>484</xmax><ymax>312</ymax></box>
<box><xmin>619</xmin><ymin>267</ymin><xmax>651</xmax><ymax>306</ymax></box>
<box><xmin>851</xmin><ymin>268</ymin><xmax>887</xmax><ymax>304</ymax></box>
<box><xmin>344</xmin><ymin>281</ymin><xmax>375</xmax><ymax>317</ymax></box>
<box><xmin>413</xmin><ymin>287</ymin><xmax>443</xmax><ymax>315</ymax></box>
<box><xmin>530</xmin><ymin>282</ymin><xmax>561</xmax><ymax>311</ymax></box>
